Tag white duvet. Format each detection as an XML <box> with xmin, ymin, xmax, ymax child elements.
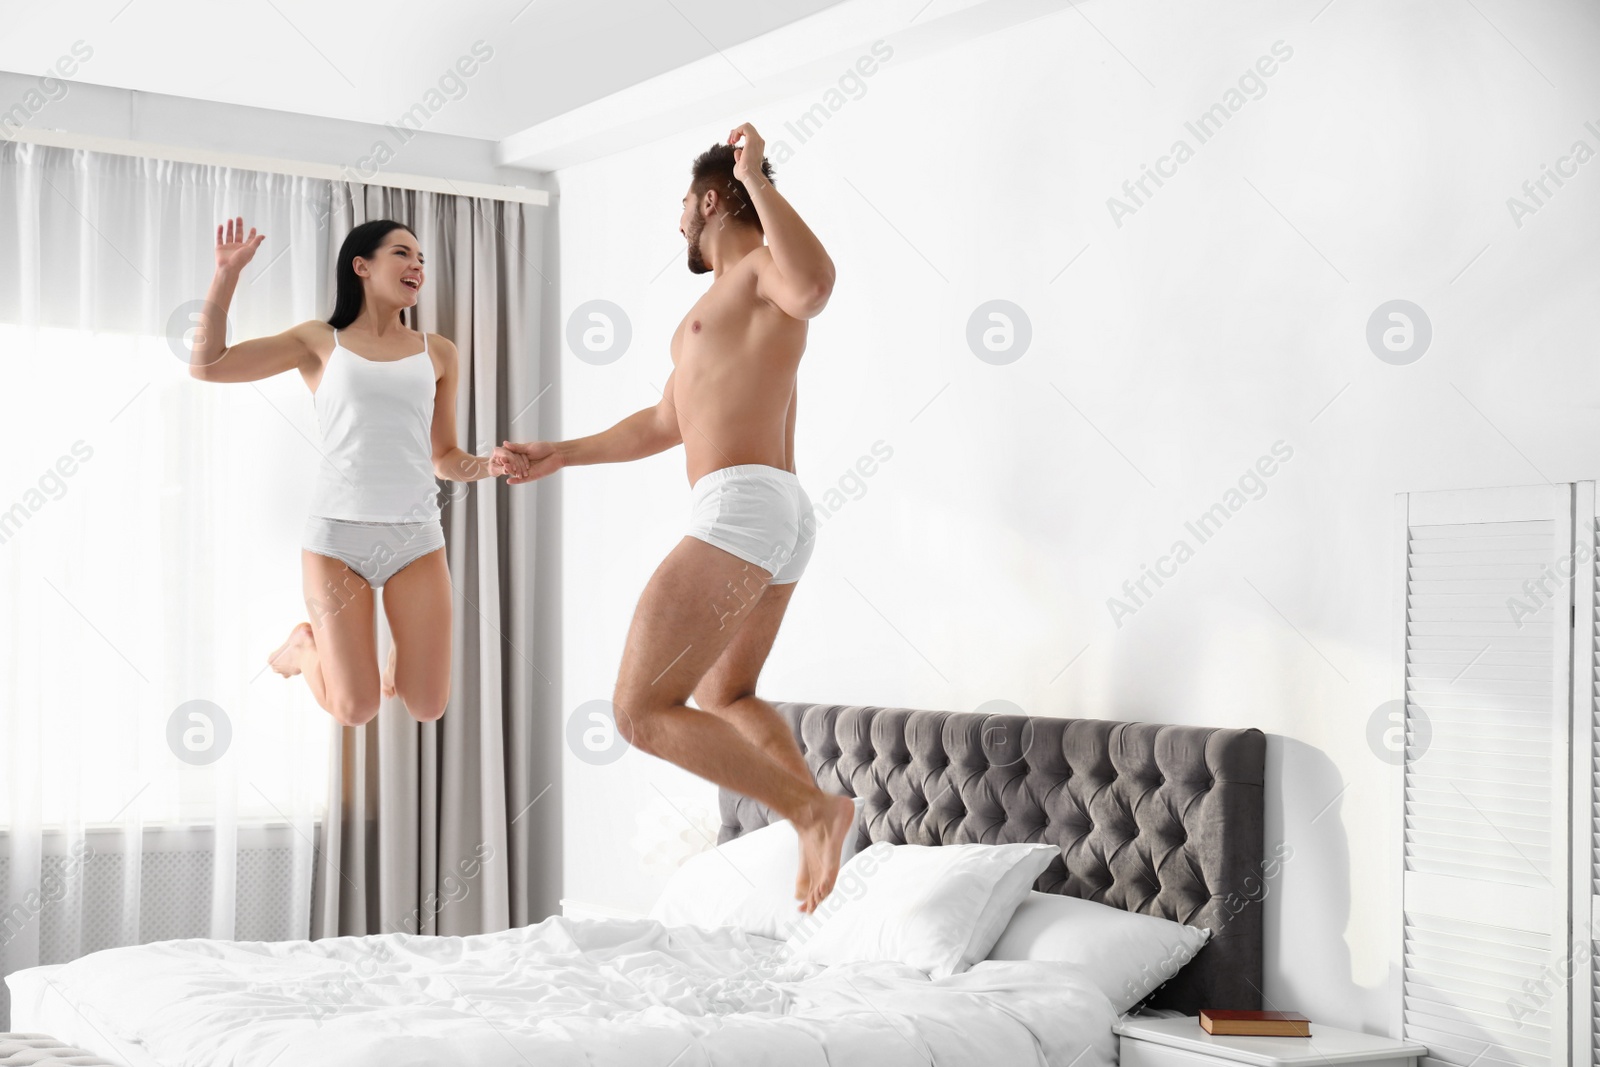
<box><xmin>38</xmin><ymin>916</ymin><xmax>1118</xmax><ymax>1067</ymax></box>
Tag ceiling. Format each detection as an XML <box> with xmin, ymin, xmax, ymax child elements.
<box><xmin>3</xmin><ymin>0</ymin><xmax>1071</xmax><ymax>172</ymax></box>
<box><xmin>0</xmin><ymin>0</ymin><xmax>849</xmax><ymax>141</ymax></box>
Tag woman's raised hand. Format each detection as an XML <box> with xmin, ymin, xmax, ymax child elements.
<box><xmin>215</xmin><ymin>216</ymin><xmax>266</xmax><ymax>274</ymax></box>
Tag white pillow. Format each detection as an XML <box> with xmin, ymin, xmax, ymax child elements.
<box><xmin>649</xmin><ymin>798</ymin><xmax>865</xmax><ymax>940</ymax></box>
<box><xmin>787</xmin><ymin>841</ymin><xmax>1058</xmax><ymax>979</ymax></box>
<box><xmin>986</xmin><ymin>890</ymin><xmax>1211</xmax><ymax>1013</ymax></box>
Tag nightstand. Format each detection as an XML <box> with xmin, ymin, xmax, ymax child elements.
<box><xmin>1115</xmin><ymin>1016</ymin><xmax>1427</xmax><ymax>1067</ymax></box>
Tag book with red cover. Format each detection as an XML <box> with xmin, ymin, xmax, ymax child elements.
<box><xmin>1199</xmin><ymin>1009</ymin><xmax>1312</xmax><ymax>1037</ymax></box>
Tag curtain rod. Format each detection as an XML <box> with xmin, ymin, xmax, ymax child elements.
<box><xmin>4</xmin><ymin>127</ymin><xmax>551</xmax><ymax>206</ymax></box>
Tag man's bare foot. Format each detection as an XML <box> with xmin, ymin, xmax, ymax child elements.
<box><xmin>796</xmin><ymin>793</ymin><xmax>855</xmax><ymax>914</ymax></box>
<box><xmin>381</xmin><ymin>643</ymin><xmax>397</xmax><ymax>699</ymax></box>
<box><xmin>268</xmin><ymin>623</ymin><xmax>314</xmax><ymax>678</ymax></box>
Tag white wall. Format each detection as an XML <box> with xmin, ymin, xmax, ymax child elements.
<box><xmin>552</xmin><ymin>0</ymin><xmax>1600</xmax><ymax>1033</ymax></box>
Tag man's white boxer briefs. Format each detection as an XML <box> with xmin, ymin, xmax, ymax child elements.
<box><xmin>687</xmin><ymin>463</ymin><xmax>817</xmax><ymax>584</ymax></box>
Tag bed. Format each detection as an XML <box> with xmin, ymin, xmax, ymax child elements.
<box><xmin>5</xmin><ymin>701</ymin><xmax>1266</xmax><ymax>1066</ymax></box>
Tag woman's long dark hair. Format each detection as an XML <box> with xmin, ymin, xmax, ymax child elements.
<box><xmin>327</xmin><ymin>220</ymin><xmax>417</xmax><ymax>329</ymax></box>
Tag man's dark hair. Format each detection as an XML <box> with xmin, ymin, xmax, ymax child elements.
<box><xmin>690</xmin><ymin>143</ymin><xmax>775</xmax><ymax>232</ymax></box>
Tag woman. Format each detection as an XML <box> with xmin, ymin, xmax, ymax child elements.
<box><xmin>188</xmin><ymin>217</ymin><xmax>526</xmax><ymax>726</ymax></box>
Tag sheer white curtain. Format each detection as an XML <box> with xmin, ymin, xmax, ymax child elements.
<box><xmin>0</xmin><ymin>142</ymin><xmax>339</xmax><ymax>1025</ymax></box>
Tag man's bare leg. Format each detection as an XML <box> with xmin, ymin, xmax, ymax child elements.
<box><xmin>615</xmin><ymin>537</ymin><xmax>853</xmax><ymax>912</ymax></box>
<box><xmin>692</xmin><ymin>579</ymin><xmax>822</xmax><ymax>899</ymax></box>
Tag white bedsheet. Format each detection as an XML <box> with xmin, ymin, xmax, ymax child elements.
<box><xmin>6</xmin><ymin>964</ymin><xmax>155</xmax><ymax>1067</ymax></box>
<box><xmin>19</xmin><ymin>916</ymin><xmax>1118</xmax><ymax>1067</ymax></box>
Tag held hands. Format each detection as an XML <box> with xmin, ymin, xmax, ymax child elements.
<box><xmin>215</xmin><ymin>216</ymin><xmax>265</xmax><ymax>274</ymax></box>
<box><xmin>727</xmin><ymin>122</ymin><xmax>766</xmax><ymax>185</ymax></box>
<box><xmin>489</xmin><ymin>444</ymin><xmax>532</xmax><ymax>481</ymax></box>
<box><xmin>498</xmin><ymin>440</ymin><xmax>565</xmax><ymax>486</ymax></box>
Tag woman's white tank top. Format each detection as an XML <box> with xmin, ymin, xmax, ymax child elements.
<box><xmin>307</xmin><ymin>328</ymin><xmax>441</xmax><ymax>523</ymax></box>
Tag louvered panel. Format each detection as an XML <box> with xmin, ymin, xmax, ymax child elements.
<box><xmin>1415</xmin><ymin>534</ymin><xmax>1553</xmax><ymax>552</ymax></box>
<box><xmin>1408</xmin><ymin>624</ymin><xmax>1555</xmax><ymax>638</ymax></box>
<box><xmin>1408</xmin><ymin>800</ymin><xmax>1548</xmax><ymax>832</ymax></box>
<box><xmin>1399</xmin><ymin>493</ymin><xmax>1572</xmax><ymax>1067</ymax></box>
<box><xmin>1405</xmin><ymin>789</ymin><xmax>1550</xmax><ymax>824</ymax></box>
<box><xmin>1403</xmin><ymin>914</ymin><xmax>1554</xmax><ymax>1067</ymax></box>
<box><xmin>1408</xmin><ymin>688</ymin><xmax>1553</xmax><ymax>707</ymax></box>
<box><xmin>1414</xmin><ymin>732</ymin><xmax>1557</xmax><ymax>756</ymax></box>
<box><xmin>1589</xmin><ymin>951</ymin><xmax>1598</xmax><ymax>1066</ymax></box>
<box><xmin>1411</xmin><ymin>699</ymin><xmax>1555</xmax><ymax>718</ymax></box>
<box><xmin>1403</xmin><ymin>816</ymin><xmax>1547</xmax><ymax>845</ymax></box>
<box><xmin>1405</xmin><ymin>519</ymin><xmax>1557</xmax><ymax>888</ymax></box>
<box><xmin>1592</xmin><ymin>516</ymin><xmax>1600</xmax><ymax>902</ymax></box>
<box><xmin>1415</xmin><ymin>706</ymin><xmax>1560</xmax><ymax>727</ymax></box>
<box><xmin>1407</xmin><ymin>777</ymin><xmax>1549</xmax><ymax>800</ymax></box>
<box><xmin>1414</xmin><ymin>790</ymin><xmax>1548</xmax><ymax>825</ymax></box>
<box><xmin>1409</xmin><ymin>636</ymin><xmax>1550</xmax><ymax>653</ymax></box>
<box><xmin>1584</xmin><ymin>498</ymin><xmax>1600</xmax><ymax>1067</ymax></box>
<box><xmin>1399</xmin><ymin>857</ymin><xmax>1551</xmax><ymax>888</ymax></box>
<box><xmin>1408</xmin><ymin>650</ymin><xmax>1550</xmax><ymax>666</ymax></box>
<box><xmin>1408</xmin><ymin>523</ymin><xmax>1552</xmax><ymax>544</ymax></box>
<box><xmin>1410</xmin><ymin>739</ymin><xmax>1552</xmax><ymax>763</ymax></box>
<box><xmin>1408</xmin><ymin>664</ymin><xmax>1554</xmax><ymax>682</ymax></box>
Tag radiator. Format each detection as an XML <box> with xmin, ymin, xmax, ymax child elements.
<box><xmin>0</xmin><ymin>822</ymin><xmax>316</xmax><ymax>1030</ymax></box>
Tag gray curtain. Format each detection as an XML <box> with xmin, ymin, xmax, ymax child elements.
<box><xmin>309</xmin><ymin>184</ymin><xmax>561</xmax><ymax>938</ymax></box>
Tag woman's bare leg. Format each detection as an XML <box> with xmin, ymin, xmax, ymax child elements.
<box><xmin>381</xmin><ymin>643</ymin><xmax>398</xmax><ymax>699</ymax></box>
<box><xmin>267</xmin><ymin>550</ymin><xmax>381</xmax><ymax>727</ymax></box>
<box><xmin>380</xmin><ymin>548</ymin><xmax>452</xmax><ymax>722</ymax></box>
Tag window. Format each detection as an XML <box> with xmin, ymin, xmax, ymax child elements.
<box><xmin>1</xmin><ymin>323</ymin><xmax>330</xmax><ymax>830</ymax></box>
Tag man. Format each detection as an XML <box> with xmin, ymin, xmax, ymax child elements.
<box><xmin>504</xmin><ymin>123</ymin><xmax>854</xmax><ymax>912</ymax></box>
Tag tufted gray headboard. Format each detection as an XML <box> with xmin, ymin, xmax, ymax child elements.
<box><xmin>718</xmin><ymin>702</ymin><xmax>1267</xmax><ymax>1014</ymax></box>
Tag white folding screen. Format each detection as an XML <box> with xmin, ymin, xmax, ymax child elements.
<box><xmin>1570</xmin><ymin>481</ymin><xmax>1599</xmax><ymax>1067</ymax></box>
<box><xmin>1396</xmin><ymin>484</ymin><xmax>1573</xmax><ymax>1067</ymax></box>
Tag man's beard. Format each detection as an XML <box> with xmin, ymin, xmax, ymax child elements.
<box><xmin>685</xmin><ymin>213</ymin><xmax>710</xmax><ymax>275</ymax></box>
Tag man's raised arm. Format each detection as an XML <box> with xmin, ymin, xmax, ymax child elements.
<box><xmin>730</xmin><ymin>122</ymin><xmax>836</xmax><ymax>320</ymax></box>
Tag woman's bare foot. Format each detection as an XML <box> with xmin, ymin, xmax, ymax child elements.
<box><xmin>796</xmin><ymin>793</ymin><xmax>856</xmax><ymax>914</ymax></box>
<box><xmin>268</xmin><ymin>623</ymin><xmax>314</xmax><ymax>678</ymax></box>
<box><xmin>795</xmin><ymin>841</ymin><xmax>812</xmax><ymax>902</ymax></box>
<box><xmin>381</xmin><ymin>643</ymin><xmax>397</xmax><ymax>699</ymax></box>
